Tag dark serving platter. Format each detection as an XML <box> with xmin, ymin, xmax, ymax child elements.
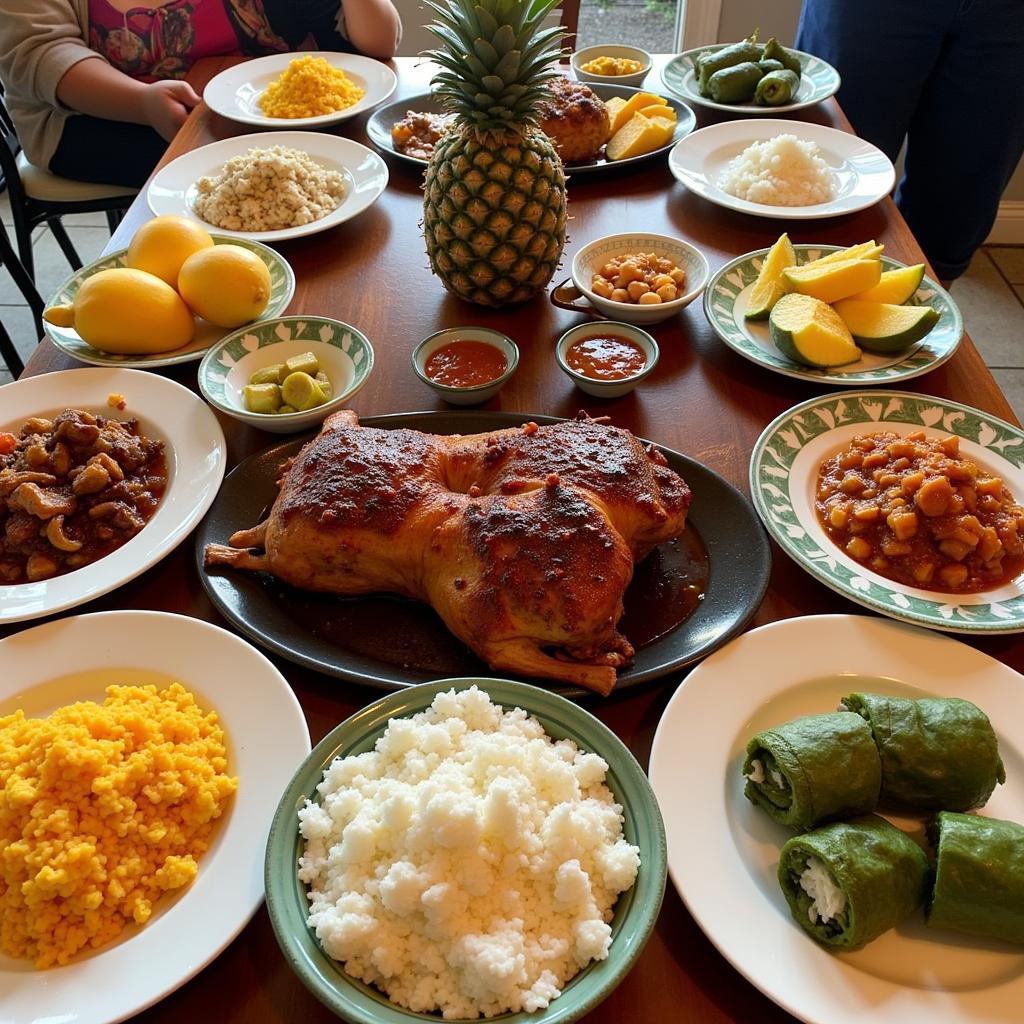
<box><xmin>195</xmin><ymin>411</ymin><xmax>770</xmax><ymax>698</ymax></box>
<box><xmin>365</xmin><ymin>83</ymin><xmax>696</xmax><ymax>177</ymax></box>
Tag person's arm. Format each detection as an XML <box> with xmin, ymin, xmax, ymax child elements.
<box><xmin>55</xmin><ymin>56</ymin><xmax>200</xmax><ymax>140</ymax></box>
<box><xmin>339</xmin><ymin>0</ymin><xmax>401</xmax><ymax>60</ymax></box>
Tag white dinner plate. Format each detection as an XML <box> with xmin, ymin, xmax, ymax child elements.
<box><xmin>661</xmin><ymin>46</ymin><xmax>841</xmax><ymax>116</ymax></box>
<box><xmin>668</xmin><ymin>119</ymin><xmax>895</xmax><ymax>220</ymax></box>
<box><xmin>0</xmin><ymin>368</ymin><xmax>226</xmax><ymax>624</ymax></box>
<box><xmin>750</xmin><ymin>390</ymin><xmax>1024</xmax><ymax>634</ymax></box>
<box><xmin>148</xmin><ymin>131</ymin><xmax>389</xmax><ymax>242</ymax></box>
<box><xmin>0</xmin><ymin>610</ymin><xmax>311</xmax><ymax>1024</ymax></box>
<box><xmin>203</xmin><ymin>51</ymin><xmax>397</xmax><ymax>129</ymax></box>
<box><xmin>649</xmin><ymin>614</ymin><xmax>1024</xmax><ymax>1024</ymax></box>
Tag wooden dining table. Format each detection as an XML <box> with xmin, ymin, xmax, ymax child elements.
<box><xmin>9</xmin><ymin>54</ymin><xmax>1024</xmax><ymax>1024</ymax></box>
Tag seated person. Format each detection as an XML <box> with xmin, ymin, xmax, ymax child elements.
<box><xmin>0</xmin><ymin>0</ymin><xmax>401</xmax><ymax>188</ymax></box>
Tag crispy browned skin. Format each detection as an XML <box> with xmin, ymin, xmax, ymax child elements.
<box><xmin>204</xmin><ymin>410</ymin><xmax>690</xmax><ymax>693</ymax></box>
<box><xmin>536</xmin><ymin>77</ymin><xmax>612</xmax><ymax>163</ymax></box>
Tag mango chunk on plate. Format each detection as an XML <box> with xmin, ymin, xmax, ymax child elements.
<box><xmin>782</xmin><ymin>257</ymin><xmax>882</xmax><ymax>304</ymax></box>
<box><xmin>832</xmin><ymin>299</ymin><xmax>940</xmax><ymax>352</ymax></box>
<box><xmin>770</xmin><ymin>292</ymin><xmax>861</xmax><ymax>367</ymax></box>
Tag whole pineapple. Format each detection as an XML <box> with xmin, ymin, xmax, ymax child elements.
<box><xmin>422</xmin><ymin>0</ymin><xmax>568</xmax><ymax>307</ymax></box>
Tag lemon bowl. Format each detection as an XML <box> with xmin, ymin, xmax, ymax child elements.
<box><xmin>197</xmin><ymin>316</ymin><xmax>374</xmax><ymax>434</ymax></box>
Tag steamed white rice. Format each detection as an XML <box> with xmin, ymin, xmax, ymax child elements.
<box><xmin>718</xmin><ymin>134</ymin><xmax>834</xmax><ymax>206</ymax></box>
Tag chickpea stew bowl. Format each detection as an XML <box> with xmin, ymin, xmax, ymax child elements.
<box><xmin>570</xmin><ymin>233</ymin><xmax>710</xmax><ymax>326</ymax></box>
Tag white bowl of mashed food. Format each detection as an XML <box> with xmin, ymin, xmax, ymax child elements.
<box><xmin>264</xmin><ymin>678</ymin><xmax>667</xmax><ymax>1022</ymax></box>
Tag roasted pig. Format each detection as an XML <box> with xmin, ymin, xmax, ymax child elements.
<box><xmin>204</xmin><ymin>411</ymin><xmax>691</xmax><ymax>693</ymax></box>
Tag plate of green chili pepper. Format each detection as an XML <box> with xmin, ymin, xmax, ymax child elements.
<box><xmin>662</xmin><ymin>37</ymin><xmax>840</xmax><ymax>115</ymax></box>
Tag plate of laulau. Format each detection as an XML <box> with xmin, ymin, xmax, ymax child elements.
<box><xmin>204</xmin><ymin>51</ymin><xmax>397</xmax><ymax>129</ymax></box>
<box><xmin>148</xmin><ymin>131</ymin><xmax>388</xmax><ymax>242</ymax></box>
<box><xmin>0</xmin><ymin>609</ymin><xmax>310</xmax><ymax>1024</ymax></box>
<box><xmin>650</xmin><ymin>613</ymin><xmax>1024</xmax><ymax>1024</ymax></box>
<box><xmin>750</xmin><ymin>390</ymin><xmax>1024</xmax><ymax>634</ymax></box>
<box><xmin>661</xmin><ymin>40</ymin><xmax>840</xmax><ymax>115</ymax></box>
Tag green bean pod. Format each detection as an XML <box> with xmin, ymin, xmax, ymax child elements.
<box><xmin>755</xmin><ymin>69</ymin><xmax>800</xmax><ymax>106</ymax></box>
<box><xmin>708</xmin><ymin>61</ymin><xmax>765</xmax><ymax>105</ymax></box>
<box><xmin>762</xmin><ymin>37</ymin><xmax>802</xmax><ymax>77</ymax></box>
<box><xmin>697</xmin><ymin>33</ymin><xmax>764</xmax><ymax>93</ymax></box>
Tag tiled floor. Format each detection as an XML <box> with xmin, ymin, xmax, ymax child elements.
<box><xmin>1</xmin><ymin>194</ymin><xmax>1024</xmax><ymax>405</ymax></box>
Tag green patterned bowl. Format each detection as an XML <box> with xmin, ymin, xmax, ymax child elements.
<box><xmin>703</xmin><ymin>245</ymin><xmax>963</xmax><ymax>386</ymax></box>
<box><xmin>42</xmin><ymin>235</ymin><xmax>295</xmax><ymax>368</ymax></box>
<box><xmin>264</xmin><ymin>677</ymin><xmax>667</xmax><ymax>1024</ymax></box>
<box><xmin>198</xmin><ymin>316</ymin><xmax>374</xmax><ymax>433</ymax></box>
<box><xmin>750</xmin><ymin>390</ymin><xmax>1024</xmax><ymax>634</ymax></box>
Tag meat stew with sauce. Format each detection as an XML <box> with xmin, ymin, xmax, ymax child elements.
<box><xmin>816</xmin><ymin>430</ymin><xmax>1024</xmax><ymax>593</ymax></box>
<box><xmin>0</xmin><ymin>409</ymin><xmax>166</xmax><ymax>584</ymax></box>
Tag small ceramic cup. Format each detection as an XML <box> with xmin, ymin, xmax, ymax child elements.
<box><xmin>556</xmin><ymin>321</ymin><xmax>660</xmax><ymax>398</ymax></box>
<box><xmin>571</xmin><ymin>45</ymin><xmax>653</xmax><ymax>89</ymax></box>
<box><xmin>412</xmin><ymin>327</ymin><xmax>519</xmax><ymax>406</ymax></box>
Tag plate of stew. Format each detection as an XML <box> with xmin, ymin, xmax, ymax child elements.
<box><xmin>196</xmin><ymin>411</ymin><xmax>771</xmax><ymax>699</ymax></box>
<box><xmin>750</xmin><ymin>390</ymin><xmax>1024</xmax><ymax>633</ymax></box>
<box><xmin>0</xmin><ymin>368</ymin><xmax>226</xmax><ymax>623</ymax></box>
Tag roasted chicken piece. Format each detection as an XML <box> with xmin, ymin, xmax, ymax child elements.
<box><xmin>536</xmin><ymin>76</ymin><xmax>612</xmax><ymax>163</ymax></box>
<box><xmin>204</xmin><ymin>411</ymin><xmax>691</xmax><ymax>694</ymax></box>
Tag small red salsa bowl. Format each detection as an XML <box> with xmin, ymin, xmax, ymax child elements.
<box><xmin>412</xmin><ymin>327</ymin><xmax>520</xmax><ymax>405</ymax></box>
<box><xmin>556</xmin><ymin>321</ymin><xmax>659</xmax><ymax>398</ymax></box>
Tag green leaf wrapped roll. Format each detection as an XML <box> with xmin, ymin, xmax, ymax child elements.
<box><xmin>743</xmin><ymin>712</ymin><xmax>881</xmax><ymax>830</ymax></box>
<box><xmin>778</xmin><ymin>815</ymin><xmax>930</xmax><ymax>949</ymax></box>
<box><xmin>708</xmin><ymin>62</ymin><xmax>764</xmax><ymax>105</ymax></box>
<box><xmin>927</xmin><ymin>812</ymin><xmax>1024</xmax><ymax>945</ymax></box>
<box><xmin>840</xmin><ymin>693</ymin><xmax>1005</xmax><ymax>810</ymax></box>
<box><xmin>755</xmin><ymin>69</ymin><xmax>800</xmax><ymax>107</ymax></box>
<box><xmin>762</xmin><ymin>37</ymin><xmax>803</xmax><ymax>77</ymax></box>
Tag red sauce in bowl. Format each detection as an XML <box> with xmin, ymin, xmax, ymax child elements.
<box><xmin>565</xmin><ymin>334</ymin><xmax>647</xmax><ymax>381</ymax></box>
<box><xmin>425</xmin><ymin>340</ymin><xmax>508</xmax><ymax>388</ymax></box>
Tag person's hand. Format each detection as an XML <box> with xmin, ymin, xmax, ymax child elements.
<box><xmin>141</xmin><ymin>80</ymin><xmax>200</xmax><ymax>141</ymax></box>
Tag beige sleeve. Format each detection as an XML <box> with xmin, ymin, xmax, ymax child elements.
<box><xmin>0</xmin><ymin>0</ymin><xmax>104</xmax><ymax>107</ymax></box>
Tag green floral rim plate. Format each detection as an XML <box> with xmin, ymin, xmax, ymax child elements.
<box><xmin>197</xmin><ymin>315</ymin><xmax>374</xmax><ymax>415</ymax></box>
<box><xmin>42</xmin><ymin>235</ymin><xmax>295</xmax><ymax>369</ymax></box>
<box><xmin>264</xmin><ymin>677</ymin><xmax>667</xmax><ymax>1024</ymax></box>
<box><xmin>750</xmin><ymin>390</ymin><xmax>1024</xmax><ymax>634</ymax></box>
<box><xmin>661</xmin><ymin>46</ymin><xmax>840</xmax><ymax>115</ymax></box>
<box><xmin>704</xmin><ymin>245</ymin><xmax>963</xmax><ymax>385</ymax></box>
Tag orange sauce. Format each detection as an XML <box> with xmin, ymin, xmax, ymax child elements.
<box><xmin>566</xmin><ymin>334</ymin><xmax>647</xmax><ymax>381</ymax></box>
<box><xmin>425</xmin><ymin>340</ymin><xmax>508</xmax><ymax>388</ymax></box>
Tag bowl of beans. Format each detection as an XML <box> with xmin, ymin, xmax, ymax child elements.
<box><xmin>412</xmin><ymin>327</ymin><xmax>520</xmax><ymax>405</ymax></box>
<box><xmin>556</xmin><ymin>321</ymin><xmax>659</xmax><ymax>398</ymax></box>
<box><xmin>562</xmin><ymin>233</ymin><xmax>710</xmax><ymax>325</ymax></box>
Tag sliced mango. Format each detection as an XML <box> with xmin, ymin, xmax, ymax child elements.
<box><xmin>608</xmin><ymin>91</ymin><xmax>667</xmax><ymax>134</ymax></box>
<box><xmin>639</xmin><ymin>103</ymin><xmax>675</xmax><ymax>121</ymax></box>
<box><xmin>746</xmin><ymin>233</ymin><xmax>796</xmax><ymax>320</ymax></box>
<box><xmin>802</xmin><ymin>241</ymin><xmax>884</xmax><ymax>269</ymax></box>
<box><xmin>605</xmin><ymin>96</ymin><xmax>628</xmax><ymax>127</ymax></box>
<box><xmin>606</xmin><ymin>113</ymin><xmax>674</xmax><ymax>161</ymax></box>
<box><xmin>850</xmin><ymin>264</ymin><xmax>925</xmax><ymax>304</ymax></box>
<box><xmin>770</xmin><ymin>293</ymin><xmax>861</xmax><ymax>367</ymax></box>
<box><xmin>832</xmin><ymin>299</ymin><xmax>940</xmax><ymax>352</ymax></box>
<box><xmin>782</xmin><ymin>257</ymin><xmax>882</xmax><ymax>304</ymax></box>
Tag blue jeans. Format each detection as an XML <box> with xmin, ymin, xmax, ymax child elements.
<box><xmin>796</xmin><ymin>0</ymin><xmax>1024</xmax><ymax>279</ymax></box>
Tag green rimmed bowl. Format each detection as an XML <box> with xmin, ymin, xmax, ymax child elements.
<box><xmin>264</xmin><ymin>677</ymin><xmax>667</xmax><ymax>1023</ymax></box>
<box><xmin>750</xmin><ymin>389</ymin><xmax>1024</xmax><ymax>634</ymax></box>
<box><xmin>198</xmin><ymin>316</ymin><xmax>374</xmax><ymax>433</ymax></box>
<box><xmin>703</xmin><ymin>245</ymin><xmax>963</xmax><ymax>386</ymax></box>
<box><xmin>42</xmin><ymin>235</ymin><xmax>295</xmax><ymax>368</ymax></box>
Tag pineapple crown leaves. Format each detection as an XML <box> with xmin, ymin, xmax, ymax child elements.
<box><xmin>422</xmin><ymin>0</ymin><xmax>567</xmax><ymax>129</ymax></box>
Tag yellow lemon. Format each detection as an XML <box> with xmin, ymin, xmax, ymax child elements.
<box><xmin>126</xmin><ymin>215</ymin><xmax>214</xmax><ymax>287</ymax></box>
<box><xmin>43</xmin><ymin>268</ymin><xmax>195</xmax><ymax>354</ymax></box>
<box><xmin>177</xmin><ymin>245</ymin><xmax>272</xmax><ymax>328</ymax></box>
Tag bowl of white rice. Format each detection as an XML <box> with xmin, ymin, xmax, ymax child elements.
<box><xmin>265</xmin><ymin>678</ymin><xmax>667</xmax><ymax>1023</ymax></box>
